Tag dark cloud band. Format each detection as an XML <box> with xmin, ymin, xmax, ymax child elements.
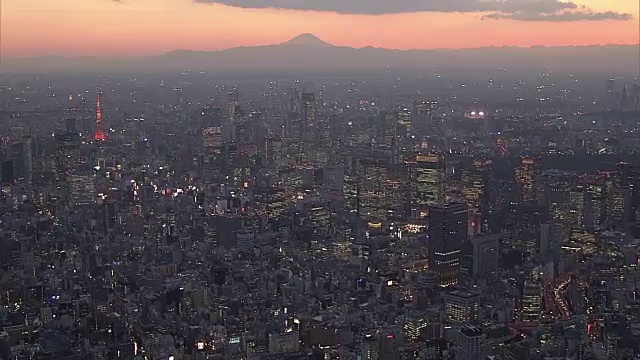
<box><xmin>193</xmin><ymin>0</ymin><xmax>631</xmax><ymax>21</ymax></box>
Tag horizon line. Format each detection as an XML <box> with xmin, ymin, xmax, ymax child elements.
<box><xmin>1</xmin><ymin>40</ymin><xmax>637</xmax><ymax>61</ymax></box>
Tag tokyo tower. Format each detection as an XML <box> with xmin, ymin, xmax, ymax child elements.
<box><xmin>93</xmin><ymin>90</ymin><xmax>107</xmax><ymax>142</ymax></box>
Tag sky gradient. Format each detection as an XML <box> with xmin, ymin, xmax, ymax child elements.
<box><xmin>2</xmin><ymin>0</ymin><xmax>638</xmax><ymax>58</ymax></box>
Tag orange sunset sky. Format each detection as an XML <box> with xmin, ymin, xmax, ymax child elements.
<box><xmin>2</xmin><ymin>0</ymin><xmax>638</xmax><ymax>58</ymax></box>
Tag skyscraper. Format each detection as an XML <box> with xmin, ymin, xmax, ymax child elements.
<box><xmin>428</xmin><ymin>202</ymin><xmax>467</xmax><ymax>286</ymax></box>
<box><xmin>410</xmin><ymin>153</ymin><xmax>446</xmax><ymax>219</ymax></box>
<box><xmin>471</xmin><ymin>233</ymin><xmax>501</xmax><ymax>280</ymax></box>
<box><xmin>301</xmin><ymin>92</ymin><xmax>316</xmax><ymax>129</ymax></box>
<box><xmin>521</xmin><ymin>281</ymin><xmax>542</xmax><ymax>322</ymax></box>
<box><xmin>516</xmin><ymin>156</ymin><xmax>540</xmax><ymax>204</ymax></box>
<box><xmin>462</xmin><ymin>158</ymin><xmax>492</xmax><ymax>234</ymax></box>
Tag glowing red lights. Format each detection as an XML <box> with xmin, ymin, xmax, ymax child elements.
<box><xmin>93</xmin><ymin>91</ymin><xmax>107</xmax><ymax>142</ymax></box>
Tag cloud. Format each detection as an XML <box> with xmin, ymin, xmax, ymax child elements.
<box><xmin>193</xmin><ymin>0</ymin><xmax>632</xmax><ymax>21</ymax></box>
<box><xmin>484</xmin><ymin>10</ymin><xmax>634</xmax><ymax>21</ymax></box>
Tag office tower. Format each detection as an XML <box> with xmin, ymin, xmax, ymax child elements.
<box><xmin>539</xmin><ymin>223</ymin><xmax>563</xmax><ymax>260</ymax></box>
<box><xmin>202</xmin><ymin>126</ymin><xmax>224</xmax><ymax>166</ymax></box>
<box><xmin>359</xmin><ymin>156</ymin><xmax>403</xmax><ymax>221</ymax></box>
<box><xmin>236</xmin><ymin>228</ymin><xmax>255</xmax><ymax>255</ymax></box>
<box><xmin>521</xmin><ymin>281</ymin><xmax>542</xmax><ymax>322</ymax></box>
<box><xmin>456</xmin><ymin>326</ymin><xmax>483</xmax><ymax>360</ymax></box>
<box><xmin>410</xmin><ymin>153</ymin><xmax>446</xmax><ymax>220</ymax></box>
<box><xmin>568</xmin><ymin>187</ymin><xmax>585</xmax><ymax>230</ymax></box>
<box><xmin>396</xmin><ymin>108</ymin><xmax>412</xmax><ymax>139</ymax></box>
<box><xmin>428</xmin><ymin>203</ymin><xmax>467</xmax><ymax>286</ymax></box>
<box><xmin>608</xmin><ymin>186</ymin><xmax>629</xmax><ymax>225</ymax></box>
<box><xmin>516</xmin><ymin>156</ymin><xmax>540</xmax><ymax>204</ymax></box>
<box><xmin>301</xmin><ymin>92</ymin><xmax>316</xmax><ymax>131</ymax></box>
<box><xmin>583</xmin><ymin>181</ymin><xmax>605</xmax><ymax>230</ymax></box>
<box><xmin>444</xmin><ymin>290</ymin><xmax>480</xmax><ymax>323</ymax></box>
<box><xmin>263</xmin><ymin>136</ymin><xmax>282</xmax><ymax>164</ymax></box>
<box><xmin>548</xmin><ymin>181</ymin><xmax>570</xmax><ymax>225</ymax></box>
<box><xmin>344</xmin><ymin>175</ymin><xmax>360</xmax><ymax>215</ymax></box>
<box><xmin>471</xmin><ymin>233</ymin><xmax>501</xmax><ymax>280</ymax></box>
<box><xmin>376</xmin><ymin>112</ymin><xmax>398</xmax><ymax>150</ymax></box>
<box><xmin>70</xmin><ymin>174</ymin><xmax>95</xmax><ymax>206</ymax></box>
<box><xmin>253</xmin><ymin>187</ymin><xmax>287</xmax><ymax>228</ymax></box>
<box><xmin>462</xmin><ymin>158</ymin><xmax>492</xmax><ymax>234</ymax></box>
<box><xmin>93</xmin><ymin>91</ymin><xmax>106</xmax><ymax>142</ymax></box>
<box><xmin>227</xmin><ymin>90</ymin><xmax>240</xmax><ymax>123</ymax></box>
<box><xmin>404</xmin><ymin>316</ymin><xmax>427</xmax><ymax>342</ymax></box>
<box><xmin>616</xmin><ymin>162</ymin><xmax>640</xmax><ymax>221</ymax></box>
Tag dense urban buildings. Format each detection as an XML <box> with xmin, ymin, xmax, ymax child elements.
<box><xmin>0</xmin><ymin>46</ymin><xmax>639</xmax><ymax>360</ymax></box>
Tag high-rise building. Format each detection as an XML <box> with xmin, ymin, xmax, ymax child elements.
<box><xmin>444</xmin><ymin>290</ymin><xmax>480</xmax><ymax>323</ymax></box>
<box><xmin>516</xmin><ymin>156</ymin><xmax>540</xmax><ymax>204</ymax></box>
<box><xmin>569</xmin><ymin>187</ymin><xmax>585</xmax><ymax>230</ymax></box>
<box><xmin>539</xmin><ymin>223</ymin><xmax>564</xmax><ymax>260</ymax></box>
<box><xmin>359</xmin><ymin>156</ymin><xmax>403</xmax><ymax>221</ymax></box>
<box><xmin>410</xmin><ymin>153</ymin><xmax>446</xmax><ymax>220</ymax></box>
<box><xmin>428</xmin><ymin>202</ymin><xmax>467</xmax><ymax>286</ymax></box>
<box><xmin>301</xmin><ymin>92</ymin><xmax>316</xmax><ymax>131</ymax></box>
<box><xmin>462</xmin><ymin>158</ymin><xmax>492</xmax><ymax>234</ymax></box>
<box><xmin>70</xmin><ymin>174</ymin><xmax>95</xmax><ymax>206</ymax></box>
<box><xmin>456</xmin><ymin>326</ymin><xmax>483</xmax><ymax>360</ymax></box>
<box><xmin>227</xmin><ymin>90</ymin><xmax>240</xmax><ymax>123</ymax></box>
<box><xmin>521</xmin><ymin>281</ymin><xmax>542</xmax><ymax>322</ymax></box>
<box><xmin>344</xmin><ymin>175</ymin><xmax>360</xmax><ymax>215</ymax></box>
<box><xmin>471</xmin><ymin>233</ymin><xmax>501</xmax><ymax>280</ymax></box>
<box><xmin>608</xmin><ymin>186</ymin><xmax>629</xmax><ymax>225</ymax></box>
<box><xmin>396</xmin><ymin>108</ymin><xmax>412</xmax><ymax>139</ymax></box>
<box><xmin>616</xmin><ymin>162</ymin><xmax>640</xmax><ymax>222</ymax></box>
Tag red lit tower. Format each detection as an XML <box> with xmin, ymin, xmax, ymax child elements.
<box><xmin>93</xmin><ymin>90</ymin><xmax>106</xmax><ymax>142</ymax></box>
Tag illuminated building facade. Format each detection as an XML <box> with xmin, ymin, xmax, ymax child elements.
<box><xmin>462</xmin><ymin>158</ymin><xmax>492</xmax><ymax>234</ymax></box>
<box><xmin>396</xmin><ymin>108</ymin><xmax>412</xmax><ymax>139</ymax></box>
<box><xmin>520</xmin><ymin>281</ymin><xmax>542</xmax><ymax>322</ymax></box>
<box><xmin>344</xmin><ymin>175</ymin><xmax>359</xmax><ymax>215</ymax></box>
<box><xmin>608</xmin><ymin>187</ymin><xmax>629</xmax><ymax>225</ymax></box>
<box><xmin>403</xmin><ymin>316</ymin><xmax>427</xmax><ymax>342</ymax></box>
<box><xmin>301</xmin><ymin>92</ymin><xmax>316</xmax><ymax>139</ymax></box>
<box><xmin>428</xmin><ymin>203</ymin><xmax>467</xmax><ymax>286</ymax></box>
<box><xmin>444</xmin><ymin>290</ymin><xmax>480</xmax><ymax>324</ymax></box>
<box><xmin>516</xmin><ymin>156</ymin><xmax>541</xmax><ymax>204</ymax></box>
<box><xmin>253</xmin><ymin>187</ymin><xmax>287</xmax><ymax>227</ymax></box>
<box><xmin>227</xmin><ymin>90</ymin><xmax>240</xmax><ymax>124</ymax></box>
<box><xmin>409</xmin><ymin>153</ymin><xmax>446</xmax><ymax>220</ymax></box>
<box><xmin>70</xmin><ymin>174</ymin><xmax>95</xmax><ymax>206</ymax></box>
<box><xmin>568</xmin><ymin>187</ymin><xmax>585</xmax><ymax>230</ymax></box>
<box><xmin>359</xmin><ymin>157</ymin><xmax>404</xmax><ymax>221</ymax></box>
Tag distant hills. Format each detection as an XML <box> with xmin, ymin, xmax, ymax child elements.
<box><xmin>1</xmin><ymin>34</ymin><xmax>638</xmax><ymax>74</ymax></box>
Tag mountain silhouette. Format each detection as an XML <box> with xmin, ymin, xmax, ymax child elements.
<box><xmin>281</xmin><ymin>33</ymin><xmax>333</xmax><ymax>47</ymax></box>
<box><xmin>1</xmin><ymin>34</ymin><xmax>637</xmax><ymax>74</ymax></box>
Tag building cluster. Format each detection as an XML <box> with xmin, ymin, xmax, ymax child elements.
<box><xmin>0</xmin><ymin>73</ymin><xmax>639</xmax><ymax>360</ymax></box>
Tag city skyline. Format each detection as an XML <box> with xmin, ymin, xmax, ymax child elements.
<box><xmin>3</xmin><ymin>0</ymin><xmax>638</xmax><ymax>58</ymax></box>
